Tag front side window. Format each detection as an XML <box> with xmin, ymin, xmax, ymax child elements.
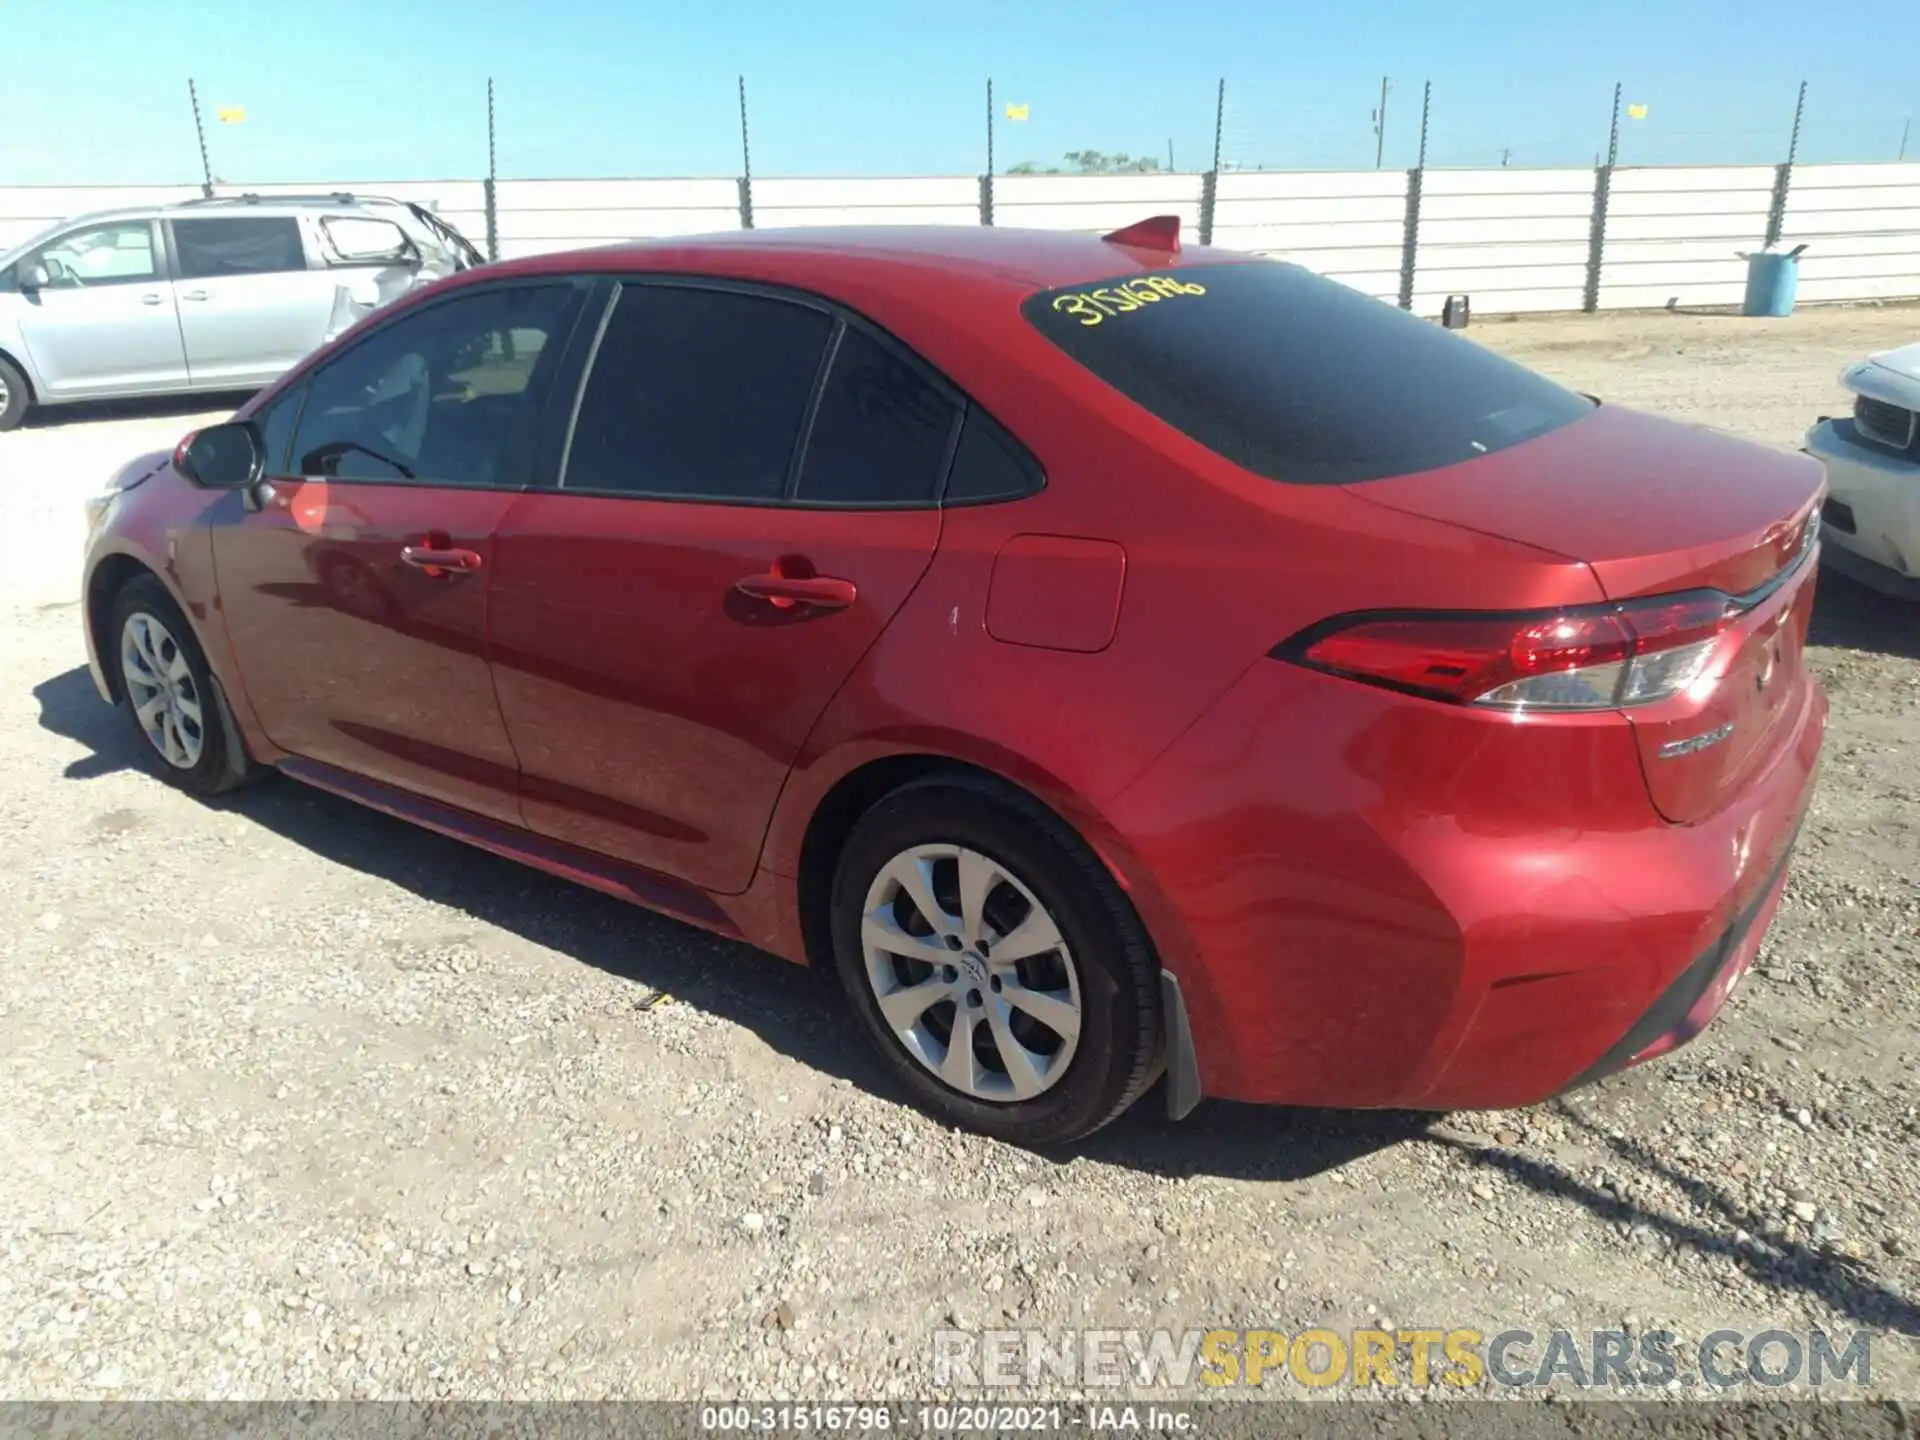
<box><xmin>289</xmin><ymin>283</ymin><xmax>579</xmax><ymax>487</ymax></box>
<box><xmin>254</xmin><ymin>381</ymin><xmax>308</xmax><ymax>475</ymax></box>
<box><xmin>1023</xmin><ymin>260</ymin><xmax>1592</xmax><ymax>486</ymax></box>
<box><xmin>171</xmin><ymin>217</ymin><xmax>307</xmax><ymax>280</ymax></box>
<box><xmin>29</xmin><ymin>221</ymin><xmax>158</xmax><ymax>288</ymax></box>
<box><xmin>563</xmin><ymin>283</ymin><xmax>834</xmax><ymax>501</ymax></box>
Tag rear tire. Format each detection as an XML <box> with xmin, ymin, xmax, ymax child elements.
<box><xmin>830</xmin><ymin>774</ymin><xmax>1162</xmax><ymax>1146</ymax></box>
<box><xmin>0</xmin><ymin>355</ymin><xmax>29</xmax><ymax>432</ymax></box>
<box><xmin>107</xmin><ymin>576</ymin><xmax>258</xmax><ymax>796</ymax></box>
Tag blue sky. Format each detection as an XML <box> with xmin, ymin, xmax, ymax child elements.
<box><xmin>7</xmin><ymin>0</ymin><xmax>1916</xmax><ymax>184</ymax></box>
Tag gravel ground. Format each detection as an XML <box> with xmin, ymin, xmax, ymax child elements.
<box><xmin>0</xmin><ymin>309</ymin><xmax>1916</xmax><ymax>1405</ymax></box>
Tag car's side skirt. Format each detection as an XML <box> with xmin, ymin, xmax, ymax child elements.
<box><xmin>276</xmin><ymin>756</ymin><xmax>741</xmax><ymax>938</ymax></box>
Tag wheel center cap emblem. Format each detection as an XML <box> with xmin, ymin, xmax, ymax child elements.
<box><xmin>960</xmin><ymin>951</ymin><xmax>988</xmax><ymax>985</ymax></box>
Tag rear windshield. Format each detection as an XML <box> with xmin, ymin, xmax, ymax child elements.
<box><xmin>1022</xmin><ymin>260</ymin><xmax>1592</xmax><ymax>486</ymax></box>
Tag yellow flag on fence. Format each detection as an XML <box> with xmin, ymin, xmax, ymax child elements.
<box><xmin>216</xmin><ymin>106</ymin><xmax>247</xmax><ymax>124</ymax></box>
<box><xmin>1004</xmin><ymin>102</ymin><xmax>1030</xmax><ymax>122</ymax></box>
<box><xmin>1626</xmin><ymin>103</ymin><xmax>1648</xmax><ymax>120</ymax></box>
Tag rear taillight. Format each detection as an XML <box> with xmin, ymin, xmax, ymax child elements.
<box><xmin>1280</xmin><ymin>591</ymin><xmax>1741</xmax><ymax>711</ymax></box>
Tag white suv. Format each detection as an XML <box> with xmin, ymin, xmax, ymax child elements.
<box><xmin>0</xmin><ymin>192</ymin><xmax>484</xmax><ymax>431</ymax></box>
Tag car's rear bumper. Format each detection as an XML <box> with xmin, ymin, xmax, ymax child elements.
<box><xmin>1806</xmin><ymin>418</ymin><xmax>1920</xmax><ymax>598</ymax></box>
<box><xmin>1107</xmin><ymin>653</ymin><xmax>1825</xmax><ymax>1113</ymax></box>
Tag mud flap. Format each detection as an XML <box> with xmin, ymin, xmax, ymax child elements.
<box><xmin>1160</xmin><ymin>971</ymin><xmax>1202</xmax><ymax>1120</ymax></box>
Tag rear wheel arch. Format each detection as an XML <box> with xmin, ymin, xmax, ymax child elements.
<box><xmin>815</xmin><ymin>759</ymin><xmax>1168</xmax><ymax>1142</ymax></box>
<box><xmin>797</xmin><ymin>755</ymin><xmax>982</xmax><ymax>970</ymax></box>
<box><xmin>795</xmin><ymin>753</ymin><xmax>1158</xmax><ymax>972</ymax></box>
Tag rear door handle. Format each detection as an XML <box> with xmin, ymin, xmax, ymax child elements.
<box><xmin>401</xmin><ymin>545</ymin><xmax>483</xmax><ymax>576</ymax></box>
<box><xmin>181</xmin><ymin>290</ymin><xmax>210</xmax><ymax>302</ymax></box>
<box><xmin>734</xmin><ymin>572</ymin><xmax>857</xmax><ymax>610</ymax></box>
<box><xmin>138</xmin><ymin>293</ymin><xmax>165</xmax><ymax>306</ymax></box>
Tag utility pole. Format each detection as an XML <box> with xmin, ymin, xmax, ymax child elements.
<box><xmin>1373</xmin><ymin>76</ymin><xmax>1391</xmax><ymax>168</ymax></box>
<box><xmin>1500</xmin><ymin>147</ymin><xmax>1511</xmax><ymax>167</ymax></box>
<box><xmin>1902</xmin><ymin>118</ymin><xmax>1912</xmax><ymax>161</ymax></box>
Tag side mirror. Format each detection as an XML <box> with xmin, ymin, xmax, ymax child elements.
<box><xmin>173</xmin><ymin>420</ymin><xmax>265</xmax><ymax>491</ymax></box>
<box><xmin>19</xmin><ymin>263</ymin><xmax>50</xmax><ymax>291</ymax></box>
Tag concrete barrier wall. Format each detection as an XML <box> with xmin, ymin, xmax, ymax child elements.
<box><xmin>1780</xmin><ymin>163</ymin><xmax>1920</xmax><ymax>304</ymax></box>
<box><xmin>1211</xmin><ymin>170</ymin><xmax>1407</xmax><ymax>302</ymax></box>
<box><xmin>3</xmin><ymin>165</ymin><xmax>1917</xmax><ymax>314</ymax></box>
<box><xmin>1598</xmin><ymin>166</ymin><xmax>1776</xmax><ymax>311</ymax></box>
<box><xmin>1415</xmin><ymin>168</ymin><xmax>1596</xmax><ymax>316</ymax></box>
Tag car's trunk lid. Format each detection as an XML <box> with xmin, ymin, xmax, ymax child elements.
<box><xmin>1350</xmin><ymin>404</ymin><xmax>1825</xmax><ymax>824</ymax></box>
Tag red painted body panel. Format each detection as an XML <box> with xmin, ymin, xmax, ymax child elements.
<box><xmin>210</xmin><ymin>478</ymin><xmax>526</xmax><ymax>825</ymax></box>
<box><xmin>81</xmin><ymin>226</ymin><xmax>1829</xmax><ymax>1120</ymax></box>
<box><xmin>1102</xmin><ymin>614</ymin><xmax>1824</xmax><ymax>1107</ymax></box>
<box><xmin>485</xmin><ymin>491</ymin><xmax>941</xmax><ymax>894</ymax></box>
<box><xmin>1354</xmin><ymin>406</ymin><xmax>1825</xmax><ymax>600</ymax></box>
<box><xmin>985</xmin><ymin>536</ymin><xmax>1127</xmax><ymax>653</ymax></box>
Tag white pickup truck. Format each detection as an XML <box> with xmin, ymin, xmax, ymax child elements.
<box><xmin>1806</xmin><ymin>342</ymin><xmax>1920</xmax><ymax>600</ymax></box>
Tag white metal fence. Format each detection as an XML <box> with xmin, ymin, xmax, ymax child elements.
<box><xmin>6</xmin><ymin>162</ymin><xmax>1920</xmax><ymax>316</ymax></box>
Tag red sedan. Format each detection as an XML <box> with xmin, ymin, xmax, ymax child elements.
<box><xmin>80</xmin><ymin>219</ymin><xmax>1826</xmax><ymax>1145</ymax></box>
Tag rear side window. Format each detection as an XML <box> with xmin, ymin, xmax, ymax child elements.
<box><xmin>1022</xmin><ymin>261</ymin><xmax>1592</xmax><ymax>486</ymax></box>
<box><xmin>172</xmin><ymin>217</ymin><xmax>307</xmax><ymax>279</ymax></box>
<box><xmin>564</xmin><ymin>283</ymin><xmax>833</xmax><ymax>501</ymax></box>
<box><xmin>793</xmin><ymin>327</ymin><xmax>960</xmax><ymax>506</ymax></box>
<box><xmin>943</xmin><ymin>408</ymin><xmax>1044</xmax><ymax>504</ymax></box>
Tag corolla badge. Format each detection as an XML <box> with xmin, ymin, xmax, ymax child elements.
<box><xmin>1658</xmin><ymin>721</ymin><xmax>1735</xmax><ymax>760</ymax></box>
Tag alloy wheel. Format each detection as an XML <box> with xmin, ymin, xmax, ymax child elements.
<box><xmin>120</xmin><ymin>612</ymin><xmax>205</xmax><ymax>770</ymax></box>
<box><xmin>860</xmin><ymin>843</ymin><xmax>1083</xmax><ymax>1102</ymax></box>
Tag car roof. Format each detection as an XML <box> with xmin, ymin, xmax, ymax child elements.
<box><xmin>479</xmin><ymin>224</ymin><xmax>1223</xmax><ymax>299</ymax></box>
<box><xmin>48</xmin><ymin>195</ymin><xmax>411</xmax><ymax>227</ymax></box>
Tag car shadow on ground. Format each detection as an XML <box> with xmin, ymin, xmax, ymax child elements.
<box><xmin>19</xmin><ymin>391</ymin><xmax>258</xmax><ymax>430</ymax></box>
<box><xmin>1809</xmin><ymin>565</ymin><xmax>1920</xmax><ymax>662</ymax></box>
<box><xmin>31</xmin><ymin>661</ymin><xmax>1920</xmax><ymax>1333</ymax></box>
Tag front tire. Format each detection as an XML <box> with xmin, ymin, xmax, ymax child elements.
<box><xmin>830</xmin><ymin>775</ymin><xmax>1162</xmax><ymax>1146</ymax></box>
<box><xmin>107</xmin><ymin>576</ymin><xmax>256</xmax><ymax>796</ymax></box>
<box><xmin>0</xmin><ymin>354</ymin><xmax>29</xmax><ymax>432</ymax></box>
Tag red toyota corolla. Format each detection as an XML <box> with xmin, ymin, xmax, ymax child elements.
<box><xmin>79</xmin><ymin>219</ymin><xmax>1826</xmax><ymax>1145</ymax></box>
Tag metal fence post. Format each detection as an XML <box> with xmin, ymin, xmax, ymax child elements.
<box><xmin>187</xmin><ymin>79</ymin><xmax>214</xmax><ymax>197</ymax></box>
<box><xmin>738</xmin><ymin>76</ymin><xmax>755</xmax><ymax>230</ymax></box>
<box><xmin>1398</xmin><ymin>80</ymin><xmax>1431</xmax><ymax>310</ymax></box>
<box><xmin>1765</xmin><ymin>80</ymin><xmax>1807</xmax><ymax>248</ymax></box>
<box><xmin>981</xmin><ymin>79</ymin><xmax>995</xmax><ymax>225</ymax></box>
<box><xmin>1583</xmin><ymin>84</ymin><xmax>1622</xmax><ymax>314</ymax></box>
<box><xmin>1199</xmin><ymin>78</ymin><xmax>1225</xmax><ymax>246</ymax></box>
<box><xmin>1584</xmin><ymin>165</ymin><xmax>1612</xmax><ymax>314</ymax></box>
<box><xmin>484</xmin><ymin>78</ymin><xmax>499</xmax><ymax>263</ymax></box>
<box><xmin>1398</xmin><ymin>169</ymin><xmax>1422</xmax><ymax>310</ymax></box>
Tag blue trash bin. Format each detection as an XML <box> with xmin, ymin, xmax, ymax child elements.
<box><xmin>1742</xmin><ymin>245</ymin><xmax>1806</xmax><ymax>317</ymax></box>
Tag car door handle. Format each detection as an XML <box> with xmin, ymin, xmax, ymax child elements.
<box><xmin>181</xmin><ymin>290</ymin><xmax>210</xmax><ymax>302</ymax></box>
<box><xmin>401</xmin><ymin>545</ymin><xmax>483</xmax><ymax>575</ymax></box>
<box><xmin>734</xmin><ymin>572</ymin><xmax>857</xmax><ymax>610</ymax></box>
<box><xmin>138</xmin><ymin>293</ymin><xmax>165</xmax><ymax>306</ymax></box>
